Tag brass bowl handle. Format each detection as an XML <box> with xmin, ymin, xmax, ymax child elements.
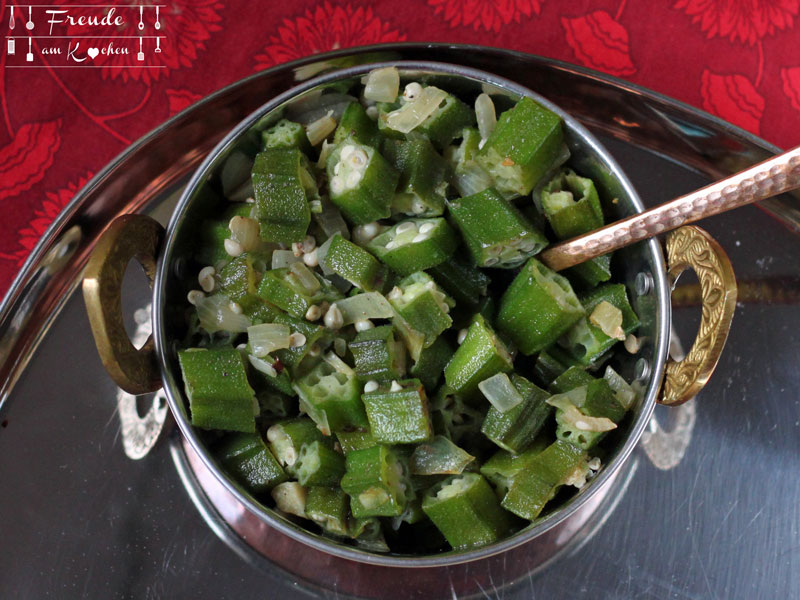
<box><xmin>82</xmin><ymin>215</ymin><xmax>164</xmax><ymax>395</ymax></box>
<box><xmin>660</xmin><ymin>226</ymin><xmax>737</xmax><ymax>406</ymax></box>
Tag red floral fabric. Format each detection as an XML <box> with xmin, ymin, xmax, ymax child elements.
<box><xmin>1</xmin><ymin>0</ymin><xmax>799</xmax><ymax>297</ymax></box>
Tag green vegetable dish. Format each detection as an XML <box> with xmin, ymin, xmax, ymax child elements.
<box><xmin>178</xmin><ymin>67</ymin><xmax>642</xmax><ymax>554</ymax></box>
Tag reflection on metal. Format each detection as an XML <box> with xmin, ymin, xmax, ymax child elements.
<box><xmin>117</xmin><ymin>306</ymin><xmax>168</xmax><ymax>460</ymax></box>
<box><xmin>641</xmin><ymin>399</ymin><xmax>697</xmax><ymax>471</ymax></box>
<box><xmin>673</xmin><ymin>276</ymin><xmax>800</xmax><ymax>306</ymax></box>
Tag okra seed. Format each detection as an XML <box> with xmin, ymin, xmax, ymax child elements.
<box><xmin>418</xmin><ymin>222</ymin><xmax>435</xmax><ymax>234</ymax></box>
<box><xmin>354</xmin><ymin>222</ymin><xmax>380</xmax><ymax>244</ymax></box>
<box><xmin>291</xmin><ymin>242</ymin><xmax>303</xmax><ymax>257</ymax></box>
<box><xmin>303</xmin><ymin>248</ymin><xmax>319</xmax><ymax>267</ymax></box>
<box><xmin>289</xmin><ymin>332</ymin><xmax>307</xmax><ymax>348</ymax></box>
<box><xmin>457</xmin><ymin>328</ymin><xmax>468</xmax><ymax>344</ymax></box>
<box><xmin>330</xmin><ymin>175</ymin><xmax>344</xmax><ymax>195</ymax></box>
<box><xmin>366</xmin><ymin>105</ymin><xmax>378</xmax><ymax>119</ymax></box>
<box><xmin>307</xmin><ymin>343</ymin><xmax>321</xmax><ymax>357</ymax></box>
<box><xmin>301</xmin><ymin>235</ymin><xmax>316</xmax><ymax>252</ymax></box>
<box><xmin>354</xmin><ymin>319</ymin><xmax>374</xmax><ymax>331</ymax></box>
<box><xmin>364</xmin><ymin>380</ymin><xmax>379</xmax><ymax>393</ymax></box>
<box><xmin>624</xmin><ymin>334</ymin><xmax>642</xmax><ymax>354</ymax></box>
<box><xmin>187</xmin><ymin>290</ymin><xmax>205</xmax><ymax>305</ymax></box>
<box><xmin>346</xmin><ymin>170</ymin><xmax>363</xmax><ymax>188</ymax></box>
<box><xmin>388</xmin><ymin>286</ymin><xmax>403</xmax><ymax>300</ymax></box>
<box><xmin>484</xmin><ymin>257</ymin><xmax>499</xmax><ymax>266</ymax></box>
<box><xmin>403</xmin><ymin>82</ymin><xmax>422</xmax><ymax>101</ymax></box>
<box><xmin>229</xmin><ymin>302</ymin><xmax>243</xmax><ymax>314</ymax></box>
<box><xmin>244</xmin><ymin>196</ymin><xmax>255</xmax><ymax>204</ymax></box>
<box><xmin>224</xmin><ymin>238</ymin><xmax>244</xmax><ymax>257</ymax></box>
<box><xmin>305</xmin><ymin>304</ymin><xmax>322</xmax><ymax>321</ymax></box>
<box><xmin>198</xmin><ymin>266</ymin><xmax>216</xmax><ymax>292</ymax></box>
<box><xmin>386</xmin><ymin>240</ymin><xmax>397</xmax><ymax>250</ymax></box>
<box><xmin>340</xmin><ymin>144</ymin><xmax>356</xmax><ymax>160</ymax></box>
<box><xmin>412</xmin><ymin>200</ymin><xmax>427</xmax><ymax>214</ymax></box>
<box><xmin>587</xmin><ymin>457</ymin><xmax>602</xmax><ymax>470</ymax></box>
<box><xmin>390</xmin><ymin>380</ymin><xmax>402</xmax><ymax>392</ymax></box>
<box><xmin>412</xmin><ymin>233</ymin><xmax>428</xmax><ymax>243</ymax></box>
<box><xmin>334</xmin><ymin>337</ymin><xmax>347</xmax><ymax>357</ymax></box>
<box><xmin>324</xmin><ymin>303</ymin><xmax>344</xmax><ymax>329</ymax></box>
<box><xmin>349</xmin><ymin>149</ymin><xmax>368</xmax><ymax>167</ymax></box>
<box><xmin>333</xmin><ymin>162</ymin><xmax>341</xmax><ymax>175</ymax></box>
<box><xmin>396</xmin><ymin>221</ymin><xmax>416</xmax><ymax>235</ymax></box>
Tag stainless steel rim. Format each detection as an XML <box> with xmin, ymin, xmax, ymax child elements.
<box><xmin>153</xmin><ymin>60</ymin><xmax>670</xmax><ymax>567</ymax></box>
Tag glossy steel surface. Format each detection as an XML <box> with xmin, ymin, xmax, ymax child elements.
<box><xmin>1</xmin><ymin>45</ymin><xmax>799</xmax><ymax>598</ymax></box>
<box><xmin>541</xmin><ymin>145</ymin><xmax>800</xmax><ymax>271</ymax></box>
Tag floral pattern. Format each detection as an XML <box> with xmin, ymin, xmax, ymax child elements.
<box><xmin>427</xmin><ymin>0</ymin><xmax>541</xmax><ymax>32</ymax></box>
<box><xmin>166</xmin><ymin>89</ymin><xmax>204</xmax><ymax>116</ymax></box>
<box><xmin>0</xmin><ymin>121</ymin><xmax>61</xmax><ymax>201</ymax></box>
<box><xmin>562</xmin><ymin>11</ymin><xmax>636</xmax><ymax>76</ymax></box>
<box><xmin>701</xmin><ymin>70</ymin><xmax>765</xmax><ymax>134</ymax></box>
<box><xmin>65</xmin><ymin>0</ymin><xmax>224</xmax><ymax>85</ymax></box>
<box><xmin>254</xmin><ymin>2</ymin><xmax>405</xmax><ymax>70</ymax></box>
<box><xmin>675</xmin><ymin>0</ymin><xmax>799</xmax><ymax>45</ymax></box>
<box><xmin>781</xmin><ymin>67</ymin><xmax>800</xmax><ymax>110</ymax></box>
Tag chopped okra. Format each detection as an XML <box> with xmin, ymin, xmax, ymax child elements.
<box><xmin>178</xmin><ymin>70</ymin><xmax>644</xmax><ymax>555</ymax></box>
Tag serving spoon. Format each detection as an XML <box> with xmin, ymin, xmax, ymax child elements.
<box><xmin>540</xmin><ymin>145</ymin><xmax>800</xmax><ymax>271</ymax></box>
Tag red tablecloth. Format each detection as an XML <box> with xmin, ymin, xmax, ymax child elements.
<box><xmin>1</xmin><ymin>0</ymin><xmax>799</xmax><ymax>295</ymax></box>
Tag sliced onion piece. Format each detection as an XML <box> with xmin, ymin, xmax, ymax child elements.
<box><xmin>384</xmin><ymin>86</ymin><xmax>448</xmax><ymax>134</ymax></box>
<box><xmin>589</xmin><ymin>301</ymin><xmax>626</xmax><ymax>340</ymax></box>
<box><xmin>289</xmin><ymin>262</ymin><xmax>321</xmax><ymax>294</ymax></box>
<box><xmin>362</xmin><ymin>67</ymin><xmax>400</xmax><ymax>103</ymax></box>
<box><xmin>195</xmin><ymin>293</ymin><xmax>251</xmax><ymax>333</ymax></box>
<box><xmin>248</xmin><ymin>323</ymin><xmax>291</xmax><ymax>357</ymax></box>
<box><xmin>410</xmin><ymin>435</ymin><xmax>475</xmax><ymax>475</ymax></box>
<box><xmin>478</xmin><ymin>373</ymin><xmax>524</xmax><ymax>413</ymax></box>
<box><xmin>248</xmin><ymin>354</ymin><xmax>278</xmax><ymax>378</ymax></box>
<box><xmin>272</xmin><ymin>249</ymin><xmax>302</xmax><ymax>270</ymax></box>
<box><xmin>475</xmin><ymin>93</ymin><xmax>497</xmax><ymax>140</ymax></box>
<box><xmin>305</xmin><ymin>110</ymin><xmax>337</xmax><ymax>146</ymax></box>
<box><xmin>323</xmin><ymin>351</ymin><xmax>355</xmax><ymax>376</ymax></box>
<box><xmin>603</xmin><ymin>366</ymin><xmax>637</xmax><ymax>410</ymax></box>
<box><xmin>335</xmin><ymin>292</ymin><xmax>394</xmax><ymax>325</ymax></box>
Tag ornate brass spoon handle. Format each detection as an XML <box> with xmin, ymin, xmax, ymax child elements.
<box><xmin>540</xmin><ymin>146</ymin><xmax>800</xmax><ymax>271</ymax></box>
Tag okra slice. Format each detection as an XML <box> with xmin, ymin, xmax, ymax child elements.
<box><xmin>548</xmin><ymin>379</ymin><xmax>626</xmax><ymax>450</ymax></box>
<box><xmin>333</xmin><ymin>102</ymin><xmax>381</xmax><ymax>148</ymax></box>
<box><xmin>421</xmin><ymin>473</ymin><xmax>512</xmax><ymax>550</ymax></box>
<box><xmin>178</xmin><ymin>348</ymin><xmax>256</xmax><ymax>433</ymax></box>
<box><xmin>306</xmin><ymin>486</ymin><xmax>350</xmax><ymax>536</ymax></box>
<box><xmin>444</xmin><ymin>314</ymin><xmax>514</xmax><ymax>396</ymax></box>
<box><xmin>447</xmin><ymin>188</ymin><xmax>548</xmax><ymax>268</ymax></box>
<box><xmin>336</xmin><ymin>429</ymin><xmax>377</xmax><ymax>454</ymax></box>
<box><xmin>257</xmin><ymin>265</ymin><xmax>342</xmax><ymax>319</ymax></box>
<box><xmin>266</xmin><ymin>417</ymin><xmax>326</xmax><ymax>474</ymax></box>
<box><xmin>293</xmin><ymin>361</ymin><xmax>367</xmax><ymax>434</ymax></box>
<box><xmin>565</xmin><ymin>253</ymin><xmax>612</xmax><ymax>289</ymax></box>
<box><xmin>501</xmin><ymin>440</ymin><xmax>587</xmax><ymax>520</ymax></box>
<box><xmin>479</xmin><ymin>440</ymin><xmax>549</xmax><ymax>498</ymax></box>
<box><xmin>496</xmin><ymin>258</ymin><xmax>585</xmax><ymax>355</ymax></box>
<box><xmin>362</xmin><ymin>378</ymin><xmax>433</xmax><ymax>444</ymax></box>
<box><xmin>387</xmin><ymin>272</ymin><xmax>454</xmax><ymax>347</ymax></box>
<box><xmin>218</xmin><ymin>254</ymin><xmax>261</xmax><ymax>302</ymax></box>
<box><xmin>251</xmin><ymin>147</ymin><xmax>313</xmax><ymax>244</ymax></box>
<box><xmin>295</xmin><ymin>440</ymin><xmax>346</xmax><ymax>486</ymax></box>
<box><xmin>428</xmin><ymin>254</ymin><xmax>490</xmax><ymax>311</ymax></box>
<box><xmin>480</xmin><ymin>374</ymin><xmax>553</xmax><ymax>453</ymax></box>
<box><xmin>261</xmin><ymin>118</ymin><xmax>313</xmax><ymax>154</ymax></box>
<box><xmin>446</xmin><ymin>127</ymin><xmax>493</xmax><ymax>198</ymax></box>
<box><xmin>197</xmin><ymin>202</ymin><xmax>253</xmax><ymax>266</ymax></box>
<box><xmin>410</xmin><ymin>335</ymin><xmax>455</xmax><ymax>390</ymax></box>
<box><xmin>318</xmin><ymin>233</ymin><xmax>386</xmax><ymax>291</ymax></box>
<box><xmin>349</xmin><ymin>325</ymin><xmax>407</xmax><ymax>382</ymax></box>
<box><xmin>561</xmin><ymin>283</ymin><xmax>641</xmax><ymax>365</ymax></box>
<box><xmin>384</xmin><ymin>138</ymin><xmax>448</xmax><ymax>217</ymax></box>
<box><xmin>272</xmin><ymin>312</ymin><xmax>330</xmax><ymax>371</ymax></box>
<box><xmin>367</xmin><ymin>218</ymin><xmax>458</xmax><ymax>276</ymax></box>
<box><xmin>541</xmin><ymin>169</ymin><xmax>604</xmax><ymax>239</ymax></box>
<box><xmin>475</xmin><ymin>96</ymin><xmax>564</xmax><ymax>197</ymax></box>
<box><xmin>326</xmin><ymin>139</ymin><xmax>399</xmax><ymax>225</ymax></box>
<box><xmin>430</xmin><ymin>387</ymin><xmax>485</xmax><ymax>445</ymax></box>
<box><xmin>341</xmin><ymin>445</ymin><xmax>408</xmax><ymax>518</ymax></box>
<box><xmin>215</xmin><ymin>432</ymin><xmax>287</xmax><ymax>495</ymax></box>
<box><xmin>532</xmin><ymin>349</ymin><xmax>571</xmax><ymax>388</ymax></box>
<box><xmin>549</xmin><ymin>365</ymin><xmax>594</xmax><ymax>394</ymax></box>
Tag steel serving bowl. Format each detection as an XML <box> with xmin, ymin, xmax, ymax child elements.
<box><xmin>82</xmin><ymin>61</ymin><xmax>736</xmax><ymax>567</ymax></box>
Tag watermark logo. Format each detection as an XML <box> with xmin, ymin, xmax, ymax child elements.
<box><xmin>5</xmin><ymin>4</ymin><xmax>165</xmax><ymax>68</ymax></box>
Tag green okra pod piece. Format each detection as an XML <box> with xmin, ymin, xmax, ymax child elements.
<box><xmin>178</xmin><ymin>348</ymin><xmax>257</xmax><ymax>433</ymax></box>
<box><xmin>306</xmin><ymin>486</ymin><xmax>350</xmax><ymax>536</ymax></box>
<box><xmin>215</xmin><ymin>432</ymin><xmax>287</xmax><ymax>495</ymax></box>
<box><xmin>532</xmin><ymin>349</ymin><xmax>570</xmax><ymax>388</ymax></box>
<box><xmin>295</xmin><ymin>440</ymin><xmax>346</xmax><ymax>486</ymax></box>
<box><xmin>261</xmin><ymin>118</ymin><xmax>313</xmax><ymax>154</ymax></box>
<box><xmin>479</xmin><ymin>439</ymin><xmax>549</xmax><ymax>498</ymax></box>
<box><xmin>335</xmin><ymin>429</ymin><xmax>377</xmax><ymax>454</ymax></box>
<box><xmin>447</xmin><ymin>188</ymin><xmax>548</xmax><ymax>268</ymax></box>
<box><xmin>549</xmin><ymin>379</ymin><xmax>626</xmax><ymax>450</ymax></box>
<box><xmin>257</xmin><ymin>264</ymin><xmax>342</xmax><ymax>319</ymax></box>
<box><xmin>272</xmin><ymin>312</ymin><xmax>331</xmax><ymax>371</ymax></box>
<box><xmin>341</xmin><ymin>445</ymin><xmax>408</xmax><ymax>518</ymax></box>
<box><xmin>293</xmin><ymin>361</ymin><xmax>367</xmax><ymax>434</ymax></box>
<box><xmin>428</xmin><ymin>254</ymin><xmax>490</xmax><ymax>311</ymax></box>
<box><xmin>349</xmin><ymin>325</ymin><xmax>407</xmax><ymax>382</ymax></box>
<box><xmin>496</xmin><ymin>257</ymin><xmax>585</xmax><ymax>355</ymax></box>
<box><xmin>333</xmin><ymin>102</ymin><xmax>381</xmax><ymax>148</ymax></box>
<box><xmin>318</xmin><ymin>232</ymin><xmax>385</xmax><ymax>291</ymax></box>
<box><xmin>561</xmin><ymin>283</ymin><xmax>641</xmax><ymax>365</ymax></box>
<box><xmin>387</xmin><ymin>272</ymin><xmax>454</xmax><ymax>347</ymax></box>
<box><xmin>446</xmin><ymin>127</ymin><xmax>494</xmax><ymax>198</ymax></box>
<box><xmin>480</xmin><ymin>374</ymin><xmax>553</xmax><ymax>453</ymax></box>
<box><xmin>541</xmin><ymin>169</ymin><xmax>604</xmax><ymax>239</ymax></box>
<box><xmin>430</xmin><ymin>387</ymin><xmax>485</xmax><ymax>444</ymax></box>
<box><xmin>421</xmin><ymin>473</ymin><xmax>513</xmax><ymax>550</ymax></box>
<box><xmin>362</xmin><ymin>378</ymin><xmax>433</xmax><ymax>444</ymax></box>
<box><xmin>501</xmin><ymin>440</ymin><xmax>587</xmax><ymax>520</ymax></box>
<box><xmin>255</xmin><ymin>390</ymin><xmax>294</xmax><ymax>419</ymax></box>
<box><xmin>444</xmin><ymin>314</ymin><xmax>514</xmax><ymax>396</ymax></box>
<box><xmin>197</xmin><ymin>202</ymin><xmax>253</xmax><ymax>266</ymax></box>
<box><xmin>266</xmin><ymin>417</ymin><xmax>326</xmax><ymax>474</ymax></box>
<box><xmin>565</xmin><ymin>253</ymin><xmax>612</xmax><ymax>289</ymax></box>
<box><xmin>410</xmin><ymin>335</ymin><xmax>455</xmax><ymax>390</ymax></box>
<box><xmin>549</xmin><ymin>365</ymin><xmax>594</xmax><ymax>394</ymax></box>
<box><xmin>367</xmin><ymin>218</ymin><xmax>458</xmax><ymax>276</ymax></box>
<box><xmin>410</xmin><ymin>435</ymin><xmax>475</xmax><ymax>475</ymax></box>
<box><xmin>326</xmin><ymin>139</ymin><xmax>399</xmax><ymax>225</ymax></box>
<box><xmin>384</xmin><ymin>137</ymin><xmax>449</xmax><ymax>217</ymax></box>
<box><xmin>218</xmin><ymin>254</ymin><xmax>261</xmax><ymax>302</ymax></box>
<box><xmin>378</xmin><ymin>87</ymin><xmax>474</xmax><ymax>148</ymax></box>
<box><xmin>252</xmin><ymin>147</ymin><xmax>313</xmax><ymax>244</ymax></box>
<box><xmin>475</xmin><ymin>96</ymin><xmax>564</xmax><ymax>198</ymax></box>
